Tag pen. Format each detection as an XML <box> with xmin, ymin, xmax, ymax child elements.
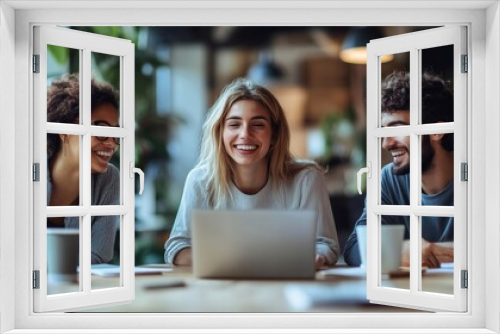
<box><xmin>143</xmin><ymin>280</ymin><xmax>186</xmax><ymax>290</ymax></box>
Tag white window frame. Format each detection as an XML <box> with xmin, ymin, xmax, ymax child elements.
<box><xmin>1</xmin><ymin>2</ymin><xmax>499</xmax><ymax>333</ymax></box>
<box><xmin>32</xmin><ymin>25</ymin><xmax>136</xmax><ymax>312</ymax></box>
<box><xmin>365</xmin><ymin>26</ymin><xmax>468</xmax><ymax>312</ymax></box>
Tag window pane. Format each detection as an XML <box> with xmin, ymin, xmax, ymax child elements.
<box><xmin>47</xmin><ymin>134</ymin><xmax>81</xmax><ymax>207</ymax></box>
<box><xmin>420</xmin><ymin>45</ymin><xmax>454</xmax><ymax>125</ymax></box>
<box><xmin>90</xmin><ymin>51</ymin><xmax>122</xmax><ymax>207</ymax></box>
<box><xmin>420</xmin><ymin>134</ymin><xmax>454</xmax><ymax>206</ymax></box>
<box><xmin>380</xmin><ymin>136</ymin><xmax>410</xmax><ymax>205</ymax></box>
<box><xmin>379</xmin><ymin>215</ymin><xmax>409</xmax><ymax>291</ymax></box>
<box><xmin>420</xmin><ymin>216</ymin><xmax>454</xmax><ymax>295</ymax></box>
<box><xmin>47</xmin><ymin>223</ymin><xmax>80</xmax><ymax>295</ymax></box>
<box><xmin>381</xmin><ymin>51</ymin><xmax>410</xmax><ymax>127</ymax></box>
<box><xmin>91</xmin><ymin>51</ymin><xmax>121</xmax><ymax>126</ymax></box>
<box><xmin>47</xmin><ymin>45</ymin><xmax>81</xmax><ymax>125</ymax></box>
<box><xmin>90</xmin><ymin>136</ymin><xmax>121</xmax><ymax>205</ymax></box>
<box><xmin>91</xmin><ymin>215</ymin><xmax>121</xmax><ymax>290</ymax></box>
<box><xmin>90</xmin><ymin>215</ymin><xmax>120</xmax><ymax>264</ymax></box>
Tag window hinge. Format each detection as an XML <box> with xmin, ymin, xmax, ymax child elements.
<box><xmin>461</xmin><ymin>270</ymin><xmax>468</xmax><ymax>289</ymax></box>
<box><xmin>461</xmin><ymin>162</ymin><xmax>468</xmax><ymax>181</ymax></box>
<box><xmin>461</xmin><ymin>54</ymin><xmax>468</xmax><ymax>73</ymax></box>
<box><xmin>33</xmin><ymin>163</ymin><xmax>40</xmax><ymax>182</ymax></box>
<box><xmin>33</xmin><ymin>54</ymin><xmax>40</xmax><ymax>73</ymax></box>
<box><xmin>33</xmin><ymin>270</ymin><xmax>40</xmax><ymax>289</ymax></box>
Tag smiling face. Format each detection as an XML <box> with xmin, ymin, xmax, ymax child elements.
<box><xmin>90</xmin><ymin>103</ymin><xmax>119</xmax><ymax>174</ymax></box>
<box><xmin>382</xmin><ymin>110</ymin><xmax>437</xmax><ymax>175</ymax></box>
<box><xmin>381</xmin><ymin>111</ymin><xmax>411</xmax><ymax>175</ymax></box>
<box><xmin>222</xmin><ymin>99</ymin><xmax>273</xmax><ymax>172</ymax></box>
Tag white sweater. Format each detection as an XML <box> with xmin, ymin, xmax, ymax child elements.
<box><xmin>164</xmin><ymin>166</ymin><xmax>340</xmax><ymax>265</ymax></box>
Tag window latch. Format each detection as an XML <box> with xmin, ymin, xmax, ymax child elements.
<box><xmin>357</xmin><ymin>162</ymin><xmax>372</xmax><ymax>195</ymax></box>
<box><xmin>129</xmin><ymin>161</ymin><xmax>145</xmax><ymax>195</ymax></box>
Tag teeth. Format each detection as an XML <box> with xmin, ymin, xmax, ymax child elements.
<box><xmin>236</xmin><ymin>145</ymin><xmax>257</xmax><ymax>151</ymax></box>
<box><xmin>95</xmin><ymin>150</ymin><xmax>112</xmax><ymax>157</ymax></box>
<box><xmin>391</xmin><ymin>150</ymin><xmax>405</xmax><ymax>157</ymax></box>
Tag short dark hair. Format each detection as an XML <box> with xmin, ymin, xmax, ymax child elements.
<box><xmin>381</xmin><ymin>71</ymin><xmax>454</xmax><ymax>151</ymax></box>
<box><xmin>47</xmin><ymin>74</ymin><xmax>119</xmax><ymax>158</ymax></box>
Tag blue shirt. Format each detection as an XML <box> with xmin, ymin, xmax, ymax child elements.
<box><xmin>343</xmin><ymin>163</ymin><xmax>454</xmax><ymax>266</ymax></box>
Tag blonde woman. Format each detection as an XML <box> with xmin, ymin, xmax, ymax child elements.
<box><xmin>164</xmin><ymin>78</ymin><xmax>339</xmax><ymax>269</ymax></box>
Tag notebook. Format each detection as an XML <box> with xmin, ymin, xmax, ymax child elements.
<box><xmin>191</xmin><ymin>210</ymin><xmax>316</xmax><ymax>279</ymax></box>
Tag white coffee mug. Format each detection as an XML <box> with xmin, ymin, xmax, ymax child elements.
<box><xmin>356</xmin><ymin>224</ymin><xmax>405</xmax><ymax>274</ymax></box>
<box><xmin>47</xmin><ymin>228</ymin><xmax>80</xmax><ymax>282</ymax></box>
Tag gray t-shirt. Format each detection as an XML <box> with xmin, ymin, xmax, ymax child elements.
<box><xmin>343</xmin><ymin>163</ymin><xmax>454</xmax><ymax>266</ymax></box>
<box><xmin>47</xmin><ymin>162</ymin><xmax>120</xmax><ymax>264</ymax></box>
<box><xmin>164</xmin><ymin>166</ymin><xmax>340</xmax><ymax>265</ymax></box>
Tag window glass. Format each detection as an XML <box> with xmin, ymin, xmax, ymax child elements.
<box><xmin>380</xmin><ymin>136</ymin><xmax>410</xmax><ymax>205</ymax></box>
<box><xmin>90</xmin><ymin>135</ymin><xmax>121</xmax><ymax>205</ymax></box>
<box><xmin>379</xmin><ymin>215</ymin><xmax>409</xmax><ymax>291</ymax></box>
<box><xmin>380</xmin><ymin>51</ymin><xmax>410</xmax><ymax>127</ymax></box>
<box><xmin>47</xmin><ymin>221</ymin><xmax>80</xmax><ymax>295</ymax></box>
<box><xmin>91</xmin><ymin>51</ymin><xmax>122</xmax><ymax>206</ymax></box>
<box><xmin>47</xmin><ymin>45</ymin><xmax>81</xmax><ymax>124</ymax></box>
<box><xmin>420</xmin><ymin>134</ymin><xmax>454</xmax><ymax>206</ymax></box>
<box><xmin>47</xmin><ymin>134</ymin><xmax>81</xmax><ymax>206</ymax></box>
<box><xmin>419</xmin><ymin>45</ymin><xmax>455</xmax><ymax>206</ymax></box>
<box><xmin>420</xmin><ymin>45</ymin><xmax>454</xmax><ymax>125</ymax></box>
<box><xmin>420</xmin><ymin>217</ymin><xmax>454</xmax><ymax>295</ymax></box>
<box><xmin>91</xmin><ymin>215</ymin><xmax>121</xmax><ymax>290</ymax></box>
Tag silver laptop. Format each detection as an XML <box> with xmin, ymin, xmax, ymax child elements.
<box><xmin>192</xmin><ymin>210</ymin><xmax>316</xmax><ymax>279</ymax></box>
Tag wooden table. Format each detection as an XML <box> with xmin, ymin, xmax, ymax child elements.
<box><xmin>47</xmin><ymin>265</ymin><xmax>454</xmax><ymax>313</ymax></box>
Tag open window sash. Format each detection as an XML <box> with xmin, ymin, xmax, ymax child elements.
<box><xmin>365</xmin><ymin>26</ymin><xmax>467</xmax><ymax>312</ymax></box>
<box><xmin>33</xmin><ymin>25</ymin><xmax>136</xmax><ymax>312</ymax></box>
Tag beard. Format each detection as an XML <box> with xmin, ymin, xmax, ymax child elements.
<box><xmin>392</xmin><ymin>159</ymin><xmax>410</xmax><ymax>175</ymax></box>
<box><xmin>391</xmin><ymin>135</ymin><xmax>435</xmax><ymax>175</ymax></box>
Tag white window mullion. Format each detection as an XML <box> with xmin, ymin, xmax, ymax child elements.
<box><xmin>409</xmin><ymin>47</ymin><xmax>420</xmax><ymax>295</ymax></box>
<box><xmin>452</xmin><ymin>26</ymin><xmax>468</xmax><ymax>306</ymax></box>
<box><xmin>365</xmin><ymin>48</ymin><xmax>380</xmax><ymax>299</ymax></box>
<box><xmin>372</xmin><ymin>205</ymin><xmax>455</xmax><ymax>217</ymax></box>
<box><xmin>122</xmin><ymin>49</ymin><xmax>136</xmax><ymax>293</ymax></box>
<box><xmin>46</xmin><ymin>123</ymin><xmax>130</xmax><ymax>138</ymax></box>
<box><xmin>81</xmin><ymin>214</ymin><xmax>92</xmax><ymax>294</ymax></box>
<box><xmin>33</xmin><ymin>26</ymin><xmax>50</xmax><ymax>306</ymax></box>
<box><xmin>373</xmin><ymin>124</ymin><xmax>454</xmax><ymax>139</ymax></box>
<box><xmin>81</xmin><ymin>48</ymin><xmax>92</xmax><ymax>295</ymax></box>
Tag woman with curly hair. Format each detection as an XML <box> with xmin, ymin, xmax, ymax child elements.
<box><xmin>47</xmin><ymin>74</ymin><xmax>120</xmax><ymax>264</ymax></box>
<box><xmin>164</xmin><ymin>78</ymin><xmax>339</xmax><ymax>269</ymax></box>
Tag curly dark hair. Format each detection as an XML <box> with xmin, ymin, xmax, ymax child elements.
<box><xmin>47</xmin><ymin>74</ymin><xmax>119</xmax><ymax>158</ymax></box>
<box><xmin>381</xmin><ymin>71</ymin><xmax>454</xmax><ymax>151</ymax></box>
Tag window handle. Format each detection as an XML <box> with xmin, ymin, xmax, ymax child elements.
<box><xmin>357</xmin><ymin>162</ymin><xmax>371</xmax><ymax>195</ymax></box>
<box><xmin>129</xmin><ymin>161</ymin><xmax>145</xmax><ymax>195</ymax></box>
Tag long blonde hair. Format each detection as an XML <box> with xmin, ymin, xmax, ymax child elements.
<box><xmin>196</xmin><ymin>78</ymin><xmax>317</xmax><ymax>208</ymax></box>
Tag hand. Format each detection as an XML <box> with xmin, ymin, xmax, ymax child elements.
<box><xmin>401</xmin><ymin>240</ymin><xmax>454</xmax><ymax>268</ymax></box>
<box><xmin>173</xmin><ymin>248</ymin><xmax>192</xmax><ymax>266</ymax></box>
<box><xmin>315</xmin><ymin>254</ymin><xmax>329</xmax><ymax>270</ymax></box>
